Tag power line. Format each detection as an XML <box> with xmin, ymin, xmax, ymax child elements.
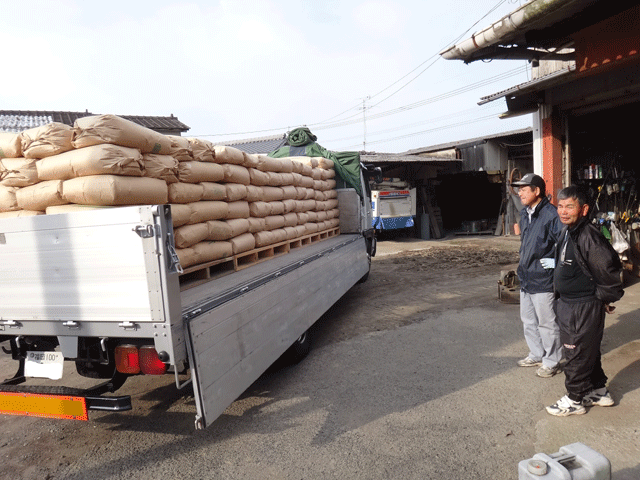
<box><xmin>338</xmin><ymin>112</ymin><xmax>506</xmax><ymax>150</ymax></box>
<box><xmin>195</xmin><ymin>0</ymin><xmax>515</xmax><ymax>139</ymax></box>
<box><xmin>324</xmin><ymin>103</ymin><xmax>503</xmax><ymax>144</ymax></box>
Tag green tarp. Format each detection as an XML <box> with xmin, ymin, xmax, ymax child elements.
<box><xmin>268</xmin><ymin>127</ymin><xmax>362</xmax><ymax>197</ymax></box>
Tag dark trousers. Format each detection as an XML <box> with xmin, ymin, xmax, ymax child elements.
<box><xmin>556</xmin><ymin>296</ymin><xmax>608</xmax><ymax>401</ymax></box>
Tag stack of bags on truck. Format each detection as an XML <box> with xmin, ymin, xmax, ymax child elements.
<box><xmin>0</xmin><ymin>115</ymin><xmax>340</xmax><ymax>269</ymax></box>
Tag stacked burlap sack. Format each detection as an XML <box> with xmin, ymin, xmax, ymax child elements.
<box><xmin>0</xmin><ymin>115</ymin><xmax>340</xmax><ymax>269</ymax></box>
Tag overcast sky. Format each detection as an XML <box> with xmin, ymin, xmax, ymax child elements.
<box><xmin>1</xmin><ymin>0</ymin><xmax>532</xmax><ymax>153</ymax></box>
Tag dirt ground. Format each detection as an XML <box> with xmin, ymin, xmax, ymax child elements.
<box><xmin>1</xmin><ymin>236</ymin><xmax>523</xmax><ymax>479</ymax></box>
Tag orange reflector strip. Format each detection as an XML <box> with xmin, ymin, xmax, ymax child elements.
<box><xmin>0</xmin><ymin>392</ymin><xmax>88</xmax><ymax>421</ymax></box>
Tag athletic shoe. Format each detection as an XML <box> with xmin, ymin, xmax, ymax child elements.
<box><xmin>536</xmin><ymin>364</ymin><xmax>562</xmax><ymax>378</ymax></box>
<box><xmin>546</xmin><ymin>395</ymin><xmax>586</xmax><ymax>416</ymax></box>
<box><xmin>582</xmin><ymin>389</ymin><xmax>615</xmax><ymax>407</ymax></box>
<box><xmin>517</xmin><ymin>356</ymin><xmax>542</xmax><ymax>367</ymax></box>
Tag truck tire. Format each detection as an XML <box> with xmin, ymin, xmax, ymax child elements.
<box><xmin>357</xmin><ymin>253</ymin><xmax>372</xmax><ymax>284</ymax></box>
<box><xmin>284</xmin><ymin>329</ymin><xmax>312</xmax><ymax>364</ymax></box>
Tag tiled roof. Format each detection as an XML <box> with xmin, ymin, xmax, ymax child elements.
<box><xmin>0</xmin><ymin>110</ymin><xmax>190</xmax><ymax>134</ymax></box>
<box><xmin>217</xmin><ymin>133</ymin><xmax>288</xmax><ymax>154</ymax></box>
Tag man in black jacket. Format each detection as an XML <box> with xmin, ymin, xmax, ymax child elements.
<box><xmin>546</xmin><ymin>186</ymin><xmax>624</xmax><ymax>416</ymax></box>
<box><xmin>513</xmin><ymin>174</ymin><xmax>563</xmax><ymax>378</ymax></box>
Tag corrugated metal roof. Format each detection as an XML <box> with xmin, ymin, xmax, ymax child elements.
<box><xmin>217</xmin><ymin>133</ymin><xmax>288</xmax><ymax>154</ymax></box>
<box><xmin>361</xmin><ymin>152</ymin><xmax>461</xmax><ymax>164</ymax></box>
<box><xmin>403</xmin><ymin>128</ymin><xmax>533</xmax><ymax>155</ymax></box>
<box><xmin>478</xmin><ymin>67</ymin><xmax>575</xmax><ymax>105</ymax></box>
<box><xmin>0</xmin><ymin>110</ymin><xmax>190</xmax><ymax>134</ymax></box>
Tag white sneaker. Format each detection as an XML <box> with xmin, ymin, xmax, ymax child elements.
<box><xmin>546</xmin><ymin>395</ymin><xmax>586</xmax><ymax>417</ymax></box>
<box><xmin>582</xmin><ymin>389</ymin><xmax>615</xmax><ymax>407</ymax></box>
<box><xmin>517</xmin><ymin>356</ymin><xmax>542</xmax><ymax>367</ymax></box>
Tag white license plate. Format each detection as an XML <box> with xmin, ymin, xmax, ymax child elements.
<box><xmin>24</xmin><ymin>351</ymin><xmax>64</xmax><ymax>380</ymax></box>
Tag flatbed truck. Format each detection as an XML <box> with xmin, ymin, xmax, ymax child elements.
<box><xmin>0</xmin><ymin>172</ymin><xmax>375</xmax><ymax>429</ymax></box>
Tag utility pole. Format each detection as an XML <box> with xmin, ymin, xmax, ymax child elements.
<box><xmin>360</xmin><ymin>96</ymin><xmax>370</xmax><ymax>151</ymax></box>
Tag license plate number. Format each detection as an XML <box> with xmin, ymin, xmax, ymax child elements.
<box><xmin>25</xmin><ymin>351</ymin><xmax>64</xmax><ymax>380</ymax></box>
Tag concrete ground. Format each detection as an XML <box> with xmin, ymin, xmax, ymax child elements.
<box><xmin>1</xmin><ymin>232</ymin><xmax>638</xmax><ymax>479</ymax></box>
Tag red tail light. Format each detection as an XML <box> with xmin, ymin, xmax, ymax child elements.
<box><xmin>139</xmin><ymin>346</ymin><xmax>167</xmax><ymax>375</ymax></box>
<box><xmin>115</xmin><ymin>345</ymin><xmax>140</xmax><ymax>374</ymax></box>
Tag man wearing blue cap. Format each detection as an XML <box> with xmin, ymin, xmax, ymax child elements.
<box><xmin>512</xmin><ymin>173</ymin><xmax>563</xmax><ymax>378</ymax></box>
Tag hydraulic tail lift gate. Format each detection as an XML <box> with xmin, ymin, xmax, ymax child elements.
<box><xmin>184</xmin><ymin>234</ymin><xmax>368</xmax><ymax>429</ymax></box>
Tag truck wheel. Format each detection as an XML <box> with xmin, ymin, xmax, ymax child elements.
<box><xmin>357</xmin><ymin>254</ymin><xmax>372</xmax><ymax>284</ymax></box>
<box><xmin>284</xmin><ymin>330</ymin><xmax>312</xmax><ymax>364</ymax></box>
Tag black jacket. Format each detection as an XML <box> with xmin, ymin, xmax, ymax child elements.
<box><xmin>555</xmin><ymin>218</ymin><xmax>624</xmax><ymax>304</ymax></box>
<box><xmin>517</xmin><ymin>197</ymin><xmax>563</xmax><ymax>293</ymax></box>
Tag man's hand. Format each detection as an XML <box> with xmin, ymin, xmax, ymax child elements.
<box><xmin>540</xmin><ymin>258</ymin><xmax>556</xmax><ymax>269</ymax></box>
<box><xmin>605</xmin><ymin>304</ymin><xmax>616</xmax><ymax>314</ymax></box>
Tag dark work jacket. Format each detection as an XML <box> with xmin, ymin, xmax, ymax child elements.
<box><xmin>554</xmin><ymin>218</ymin><xmax>624</xmax><ymax>304</ymax></box>
<box><xmin>517</xmin><ymin>196</ymin><xmax>563</xmax><ymax>293</ymax></box>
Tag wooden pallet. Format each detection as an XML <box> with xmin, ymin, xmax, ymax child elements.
<box><xmin>179</xmin><ymin>227</ymin><xmax>341</xmax><ymax>290</ymax></box>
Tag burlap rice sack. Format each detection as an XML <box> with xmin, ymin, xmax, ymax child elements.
<box><xmin>223</xmin><ymin>164</ymin><xmax>250</xmax><ymax>185</ymax></box>
<box><xmin>16</xmin><ymin>180</ymin><xmax>67</xmax><ymax>211</ymax></box>
<box><xmin>245</xmin><ymin>185</ymin><xmax>263</xmax><ymax>202</ymax></box>
<box><xmin>297</xmin><ymin>212</ymin><xmax>309</xmax><ymax>224</ymax></box>
<box><xmin>265</xmin><ymin>215</ymin><xmax>285</xmax><ymax>230</ymax></box>
<box><xmin>206</xmin><ymin>220</ymin><xmax>234</xmax><ymax>241</ymax></box>
<box><xmin>321</xmin><ymin>169</ymin><xmax>336</xmax><ymax>180</ymax></box>
<box><xmin>281</xmin><ymin>185</ymin><xmax>297</xmax><ymax>200</ymax></box>
<box><xmin>283</xmin><ymin>226</ymin><xmax>298</xmax><ymax>240</ymax></box>
<box><xmin>271</xmin><ymin>229</ymin><xmax>287</xmax><ymax>243</ymax></box>
<box><xmin>242</xmin><ymin>152</ymin><xmax>260</xmax><ymax>169</ymax></box>
<box><xmin>188</xmin><ymin>201</ymin><xmax>228</xmax><ymax>224</ymax></box>
<box><xmin>283</xmin><ymin>212</ymin><xmax>298</xmax><ymax>227</ymax></box>
<box><xmin>247</xmin><ymin>217</ymin><xmax>266</xmax><ymax>233</ymax></box>
<box><xmin>304</xmin><ymin>222</ymin><xmax>319</xmax><ymax>234</ymax></box>
<box><xmin>72</xmin><ymin>114</ymin><xmax>172</xmax><ymax>154</ymax></box>
<box><xmin>200</xmin><ymin>182</ymin><xmax>227</xmax><ymax>201</ymax></box>
<box><xmin>256</xmin><ymin>155</ymin><xmax>283</xmax><ymax>173</ymax></box>
<box><xmin>227</xmin><ymin>201</ymin><xmax>250</xmax><ymax>219</ymax></box>
<box><xmin>178</xmin><ymin>161</ymin><xmax>224</xmax><ymax>183</ymax></box>
<box><xmin>291</xmin><ymin>156</ymin><xmax>318</xmax><ymax>168</ymax></box>
<box><xmin>62</xmin><ymin>175</ymin><xmax>168</xmax><ymax>206</ymax></box>
<box><xmin>21</xmin><ymin>122</ymin><xmax>74</xmax><ymax>159</ymax></box>
<box><xmin>230</xmin><ymin>232</ymin><xmax>255</xmax><ymax>254</ymax></box>
<box><xmin>317</xmin><ymin>158</ymin><xmax>334</xmax><ymax>169</ymax></box>
<box><xmin>170</xmin><ymin>204</ymin><xmax>192</xmax><ymax>227</ymax></box>
<box><xmin>168</xmin><ymin>182</ymin><xmax>204</xmax><ymax>203</ymax></box>
<box><xmin>37</xmin><ymin>145</ymin><xmax>144</xmax><ymax>181</ymax></box>
<box><xmin>166</xmin><ymin>135</ymin><xmax>193</xmax><ymax>162</ymax></box>
<box><xmin>0</xmin><ymin>132</ymin><xmax>22</xmax><ymax>158</ymax></box>
<box><xmin>188</xmin><ymin>138</ymin><xmax>215</xmax><ymax>163</ymax></box>
<box><xmin>0</xmin><ymin>158</ymin><xmax>39</xmax><ymax>187</ymax></box>
<box><xmin>282</xmin><ymin>199</ymin><xmax>297</xmax><ymax>214</ymax></box>
<box><xmin>268</xmin><ymin>201</ymin><xmax>285</xmax><ymax>215</ymax></box>
<box><xmin>261</xmin><ymin>186</ymin><xmax>284</xmax><ymax>202</ymax></box>
<box><xmin>249</xmin><ymin>201</ymin><xmax>271</xmax><ymax>218</ymax></box>
<box><xmin>175</xmin><ymin>223</ymin><xmax>209</xmax><ymax>248</ymax></box>
<box><xmin>176</xmin><ymin>247</ymin><xmax>197</xmax><ymax>268</ymax></box>
<box><xmin>249</xmin><ymin>168</ymin><xmax>269</xmax><ymax>186</ymax></box>
<box><xmin>193</xmin><ymin>241</ymin><xmax>233</xmax><ymax>263</ymax></box>
<box><xmin>225</xmin><ymin>218</ymin><xmax>251</xmax><ymax>237</ymax></box>
<box><xmin>142</xmin><ymin>154</ymin><xmax>179</xmax><ymax>183</ymax></box>
<box><xmin>225</xmin><ymin>183</ymin><xmax>247</xmax><ymax>201</ymax></box>
<box><xmin>254</xmin><ymin>230</ymin><xmax>275</xmax><ymax>248</ymax></box>
<box><xmin>213</xmin><ymin>145</ymin><xmax>244</xmax><ymax>165</ymax></box>
<box><xmin>0</xmin><ymin>185</ymin><xmax>20</xmax><ymax>212</ymax></box>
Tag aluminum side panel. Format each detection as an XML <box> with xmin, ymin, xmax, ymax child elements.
<box><xmin>187</xmin><ymin>237</ymin><xmax>369</xmax><ymax>428</ymax></box>
<box><xmin>0</xmin><ymin>207</ymin><xmax>162</xmax><ymax>323</ymax></box>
